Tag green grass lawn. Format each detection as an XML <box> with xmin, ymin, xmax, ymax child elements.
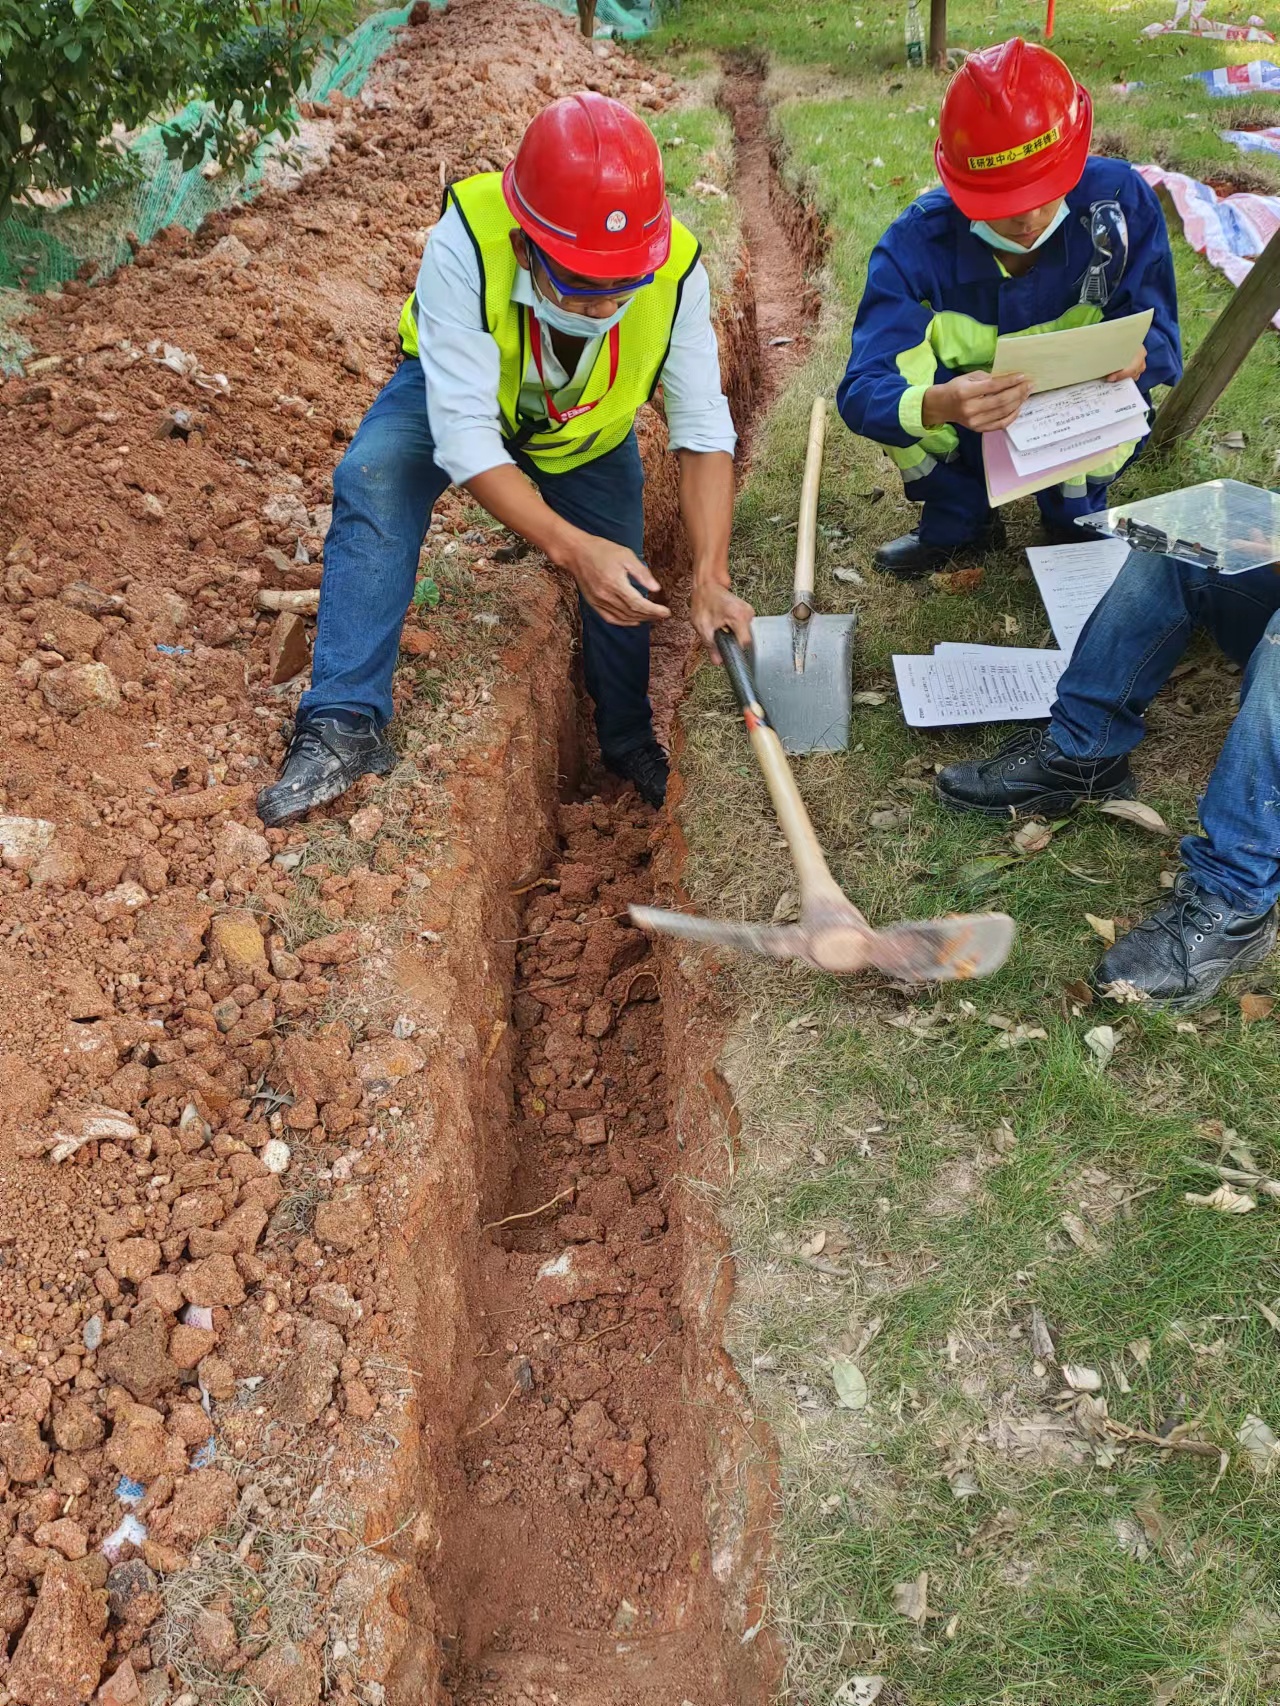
<box><xmin>644</xmin><ymin>3</ymin><xmax>1280</xmax><ymax>1702</ymax></box>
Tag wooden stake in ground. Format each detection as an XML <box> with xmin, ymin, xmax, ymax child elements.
<box><xmin>929</xmin><ymin>0</ymin><xmax>948</xmax><ymax>68</ymax></box>
<box><xmin>577</xmin><ymin>0</ymin><xmax>597</xmax><ymax>35</ymax></box>
<box><xmin>1149</xmin><ymin>225</ymin><xmax>1280</xmax><ymax>452</ymax></box>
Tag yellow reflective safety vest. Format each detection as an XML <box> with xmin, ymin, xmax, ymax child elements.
<box><xmin>397</xmin><ymin>173</ymin><xmax>701</xmax><ymax>473</ymax></box>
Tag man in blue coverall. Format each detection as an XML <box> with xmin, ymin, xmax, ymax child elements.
<box><xmin>837</xmin><ymin>37</ymin><xmax>1182</xmax><ymax>579</ymax></box>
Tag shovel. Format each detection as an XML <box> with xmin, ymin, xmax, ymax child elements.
<box><xmin>631</xmin><ymin>634</ymin><xmax>1015</xmax><ymax>982</ymax></box>
<box><xmin>749</xmin><ymin>396</ymin><xmax>856</xmax><ymax>753</ymax></box>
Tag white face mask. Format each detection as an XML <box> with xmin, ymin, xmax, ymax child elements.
<box><xmin>531</xmin><ymin>271</ymin><xmax>633</xmax><ymax>339</ymax></box>
<box><xmin>971</xmin><ymin>201</ymin><xmax>1070</xmax><ymax>255</ymax></box>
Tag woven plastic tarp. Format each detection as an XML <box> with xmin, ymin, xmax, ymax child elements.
<box><xmin>1138</xmin><ymin>163</ymin><xmax>1280</xmax><ymax>329</ymax></box>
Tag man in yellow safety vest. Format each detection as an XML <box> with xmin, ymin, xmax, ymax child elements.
<box><xmin>258</xmin><ymin>92</ymin><xmax>752</xmax><ymax>825</ymax></box>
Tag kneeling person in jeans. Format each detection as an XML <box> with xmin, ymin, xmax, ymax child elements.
<box><xmin>936</xmin><ymin>552</ymin><xmax>1280</xmax><ymax>1011</ymax></box>
<box><xmin>257</xmin><ymin>92</ymin><xmax>752</xmax><ymax>827</ymax></box>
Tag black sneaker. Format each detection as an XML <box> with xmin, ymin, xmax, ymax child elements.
<box><xmin>874</xmin><ymin>517</ymin><xmax>1007</xmax><ymax>581</ymax></box>
<box><xmin>1092</xmin><ymin>874</ymin><xmax>1278</xmax><ymax>1013</ymax></box>
<box><xmin>256</xmin><ymin>713</ymin><xmax>397</xmax><ymax>828</ymax></box>
<box><xmin>935</xmin><ymin>727</ymin><xmax>1136</xmax><ymax>818</ymax></box>
<box><xmin>606</xmin><ymin>741</ymin><xmax>669</xmax><ymax>808</ymax></box>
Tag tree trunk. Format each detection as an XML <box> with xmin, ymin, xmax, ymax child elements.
<box><xmin>577</xmin><ymin>0</ymin><xmax>598</xmax><ymax>36</ymax></box>
<box><xmin>1149</xmin><ymin>226</ymin><xmax>1280</xmax><ymax>452</ymax></box>
<box><xmin>929</xmin><ymin>0</ymin><xmax>947</xmax><ymax>67</ymax></box>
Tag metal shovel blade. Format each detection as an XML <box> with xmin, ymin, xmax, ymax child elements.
<box><xmin>749</xmin><ymin>611</ymin><xmax>857</xmax><ymax>754</ymax></box>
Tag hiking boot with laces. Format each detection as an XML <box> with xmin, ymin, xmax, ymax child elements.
<box><xmin>1092</xmin><ymin>874</ymin><xmax>1277</xmax><ymax>1013</ymax></box>
<box><xmin>874</xmin><ymin>517</ymin><xmax>1007</xmax><ymax>581</ymax></box>
<box><xmin>256</xmin><ymin>713</ymin><xmax>397</xmax><ymax>828</ymax></box>
<box><xmin>606</xmin><ymin>740</ymin><xmax>669</xmax><ymax>809</ymax></box>
<box><xmin>934</xmin><ymin>728</ymin><xmax>1136</xmax><ymax>818</ymax></box>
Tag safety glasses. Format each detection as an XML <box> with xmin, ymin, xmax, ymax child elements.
<box><xmin>1078</xmin><ymin>199</ymin><xmax>1129</xmax><ymax>308</ymax></box>
<box><xmin>532</xmin><ymin>242</ymin><xmax>654</xmax><ymax>300</ymax></box>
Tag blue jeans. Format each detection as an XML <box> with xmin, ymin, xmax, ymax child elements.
<box><xmin>299</xmin><ymin>359</ymin><xmax>655</xmax><ymax>761</ymax></box>
<box><xmin>907</xmin><ymin>424</ymin><xmax>1137</xmax><ymax>548</ymax></box>
<box><xmin>1050</xmin><ymin>551</ymin><xmax>1280</xmax><ymax>914</ymax></box>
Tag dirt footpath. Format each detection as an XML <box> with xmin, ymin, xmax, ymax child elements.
<box><xmin>0</xmin><ymin>2</ymin><xmax>774</xmax><ymax>1703</ymax></box>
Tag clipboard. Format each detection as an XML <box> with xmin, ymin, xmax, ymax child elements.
<box><xmin>1086</xmin><ymin>479</ymin><xmax>1280</xmax><ymax>576</ymax></box>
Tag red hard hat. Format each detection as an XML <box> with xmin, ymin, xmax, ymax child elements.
<box><xmin>935</xmin><ymin>38</ymin><xmax>1092</xmax><ymax>220</ymax></box>
<box><xmin>502</xmin><ymin>92</ymin><xmax>672</xmax><ymax>281</ymax></box>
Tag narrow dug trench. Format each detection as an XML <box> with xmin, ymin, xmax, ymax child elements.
<box><xmin>423</xmin><ymin>63</ymin><xmax>819</xmax><ymax>1706</ymax></box>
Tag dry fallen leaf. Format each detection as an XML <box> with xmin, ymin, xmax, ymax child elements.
<box><xmin>1084</xmin><ymin>913</ymin><xmax>1117</xmax><ymax>945</ymax></box>
<box><xmin>1084</xmin><ymin>1024</ymin><xmax>1117</xmax><ymax>1069</ymax></box>
<box><xmin>1013</xmin><ymin>819</ymin><xmax>1054</xmax><ymax>855</ymax></box>
<box><xmin>1063</xmin><ymin>1363</ymin><xmax>1103</xmax><ymax>1392</ymax></box>
<box><xmin>1256</xmin><ymin>1298</ymin><xmax>1280</xmax><ymax>1337</ymax></box>
<box><xmin>1151</xmin><ymin>1674</ymin><xmax>1190</xmax><ymax>1706</ymax></box>
<box><xmin>798</xmin><ymin>1229</ymin><xmax>827</xmax><ymax>1258</ymax></box>
<box><xmin>851</xmin><ymin>689</ymin><xmax>886</xmax><ymax>705</ymax></box>
<box><xmin>1061</xmin><ymin>1211</ymin><xmax>1103</xmax><ymax>1254</ymax></box>
<box><xmin>1237</xmin><ymin>1413</ymin><xmax>1280</xmax><ymax>1472</ymax></box>
<box><xmin>1128</xmin><ymin>1337</ymin><xmax>1152</xmax><ymax>1368</ymax></box>
<box><xmin>1184</xmin><ymin>1185</ymin><xmax>1257</xmax><ymax>1214</ymax></box>
<box><xmin>1097</xmin><ymin>798</ymin><xmax>1170</xmax><ymax>834</ymax></box>
<box><xmin>1030</xmin><ymin>1307</ymin><xmax>1056</xmax><ymax>1362</ymax></box>
<box><xmin>948</xmin><ymin>1468</ymin><xmax>981</xmax><ymax>1500</ymax></box>
<box><xmin>1063</xmin><ymin>978</ymin><xmax>1095</xmax><ymax>1008</ymax></box>
<box><xmin>1239</xmin><ymin>993</ymin><xmax>1275</xmax><ymax>1025</ymax></box>
<box><xmin>771</xmin><ymin>888</ymin><xmax>801</xmax><ymax>924</ymax></box>
<box><xmin>832</xmin><ymin>1680</ymin><xmax>885</xmax><ymax>1706</ymax></box>
<box><xmin>890</xmin><ymin>1571</ymin><xmax>929</xmax><ymax>1626</ymax></box>
<box><xmin>831</xmin><ymin>1358</ymin><xmax>869</xmax><ymax>1411</ymax></box>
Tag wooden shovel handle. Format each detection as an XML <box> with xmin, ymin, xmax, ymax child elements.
<box><xmin>792</xmin><ymin>397</ymin><xmax>827</xmax><ymax>618</ymax></box>
<box><xmin>717</xmin><ymin>632</ymin><xmax>839</xmax><ymax>900</ymax></box>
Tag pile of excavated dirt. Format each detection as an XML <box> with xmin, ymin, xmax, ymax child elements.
<box><xmin>0</xmin><ymin>5</ymin><xmax>717</xmax><ymax>1705</ymax></box>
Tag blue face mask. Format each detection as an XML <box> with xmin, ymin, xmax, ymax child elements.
<box><xmin>971</xmin><ymin>201</ymin><xmax>1070</xmax><ymax>255</ymax></box>
<box><xmin>531</xmin><ymin>271</ymin><xmax>633</xmax><ymax>339</ymax></box>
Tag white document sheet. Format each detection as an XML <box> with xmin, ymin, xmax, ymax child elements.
<box><xmin>1006</xmin><ymin>377</ymin><xmax>1147</xmax><ymax>455</ymax></box>
<box><xmin>893</xmin><ymin>646</ymin><xmax>1068</xmax><ymax>727</ymax></box>
<box><xmin>1008</xmin><ymin>413</ymin><xmax>1142</xmax><ymax>480</ymax></box>
<box><xmin>1024</xmin><ymin>539</ymin><xmax>1130</xmax><ymax>656</ymax></box>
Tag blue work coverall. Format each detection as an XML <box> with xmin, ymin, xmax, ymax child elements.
<box><xmin>836</xmin><ymin>157</ymin><xmax>1183</xmax><ymax>548</ymax></box>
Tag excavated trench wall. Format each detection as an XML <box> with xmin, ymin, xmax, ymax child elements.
<box><xmin>362</xmin><ymin>262</ymin><xmax>776</xmax><ymax>1704</ymax></box>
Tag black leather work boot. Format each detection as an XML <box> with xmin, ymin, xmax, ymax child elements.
<box><xmin>606</xmin><ymin>740</ymin><xmax>669</xmax><ymax>809</ymax></box>
<box><xmin>256</xmin><ymin>713</ymin><xmax>398</xmax><ymax>828</ymax></box>
<box><xmin>1092</xmin><ymin>874</ymin><xmax>1278</xmax><ymax>1013</ymax></box>
<box><xmin>934</xmin><ymin>727</ymin><xmax>1136</xmax><ymax>818</ymax></box>
<box><xmin>874</xmin><ymin>516</ymin><xmax>1006</xmax><ymax>581</ymax></box>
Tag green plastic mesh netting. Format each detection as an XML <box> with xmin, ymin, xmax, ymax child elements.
<box><xmin>0</xmin><ymin>0</ymin><xmax>652</xmax><ymax>370</ymax></box>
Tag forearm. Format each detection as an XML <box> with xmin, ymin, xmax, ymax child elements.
<box><xmin>464</xmin><ymin>465</ymin><xmax>580</xmax><ymax>568</ymax></box>
<box><xmin>676</xmin><ymin>449</ymin><xmax>734</xmax><ymax>586</ymax></box>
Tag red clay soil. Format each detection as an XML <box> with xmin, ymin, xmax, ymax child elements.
<box><xmin>0</xmin><ymin>3</ymin><xmax>733</xmax><ymax>1704</ymax></box>
<box><xmin>0</xmin><ymin>4</ymin><xmax>817</xmax><ymax>1701</ymax></box>
<box><xmin>438</xmin><ymin>792</ymin><xmax>734</xmax><ymax>1703</ymax></box>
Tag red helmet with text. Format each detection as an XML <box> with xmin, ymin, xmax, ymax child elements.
<box><xmin>502</xmin><ymin>92</ymin><xmax>672</xmax><ymax>280</ymax></box>
<box><xmin>935</xmin><ymin>38</ymin><xmax>1092</xmax><ymax>219</ymax></box>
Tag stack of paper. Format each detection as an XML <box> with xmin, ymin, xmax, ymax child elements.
<box><xmin>892</xmin><ymin>643</ymin><xmax>1067</xmax><ymax>727</ymax></box>
<box><xmin>983</xmin><ymin>310</ymin><xmax>1154</xmax><ymax>507</ymax></box>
